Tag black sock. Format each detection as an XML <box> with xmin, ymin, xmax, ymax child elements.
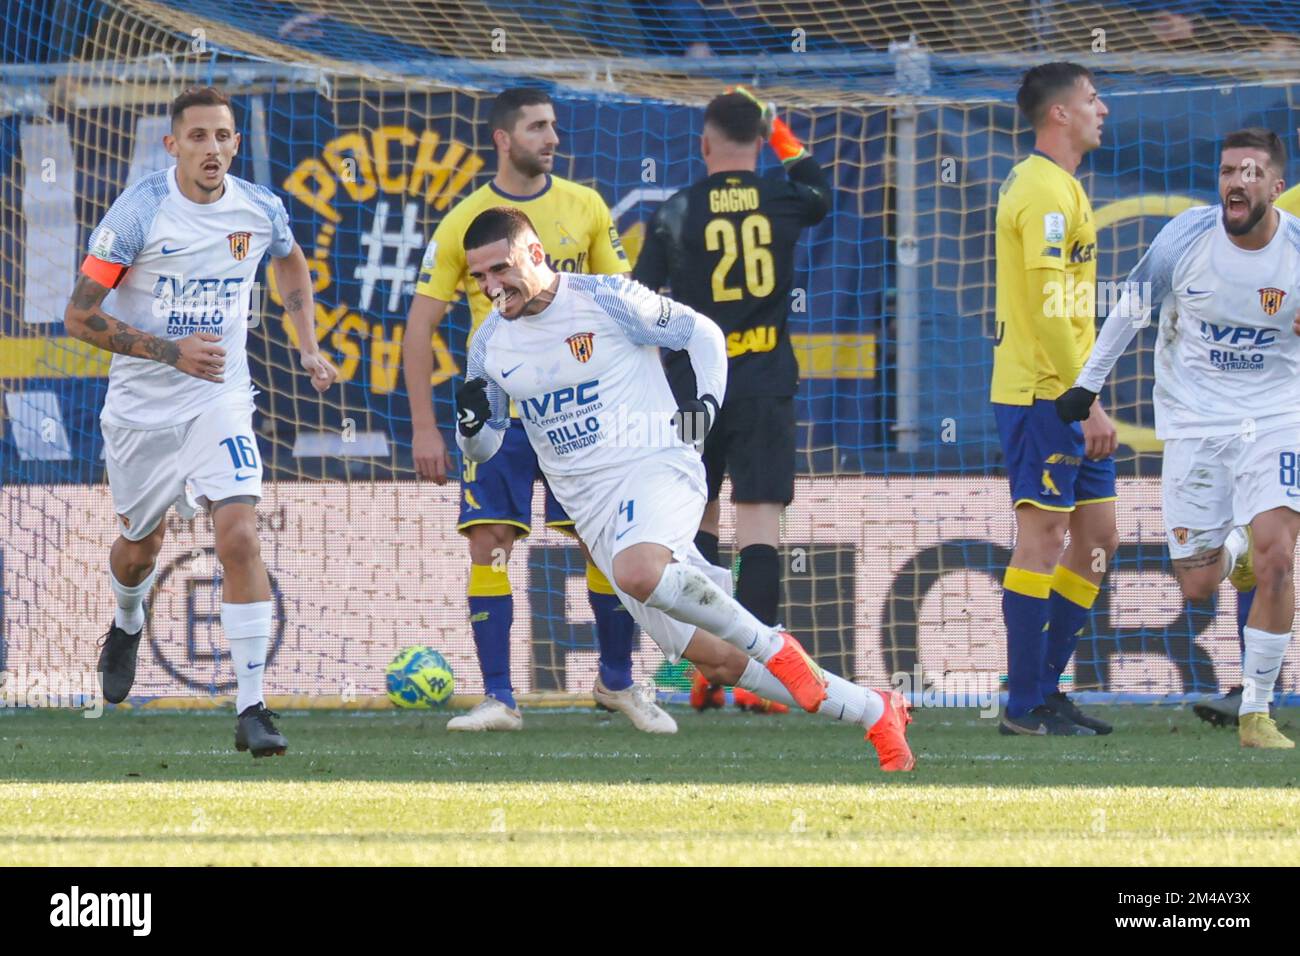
<box><xmin>694</xmin><ymin>530</ymin><xmax>721</xmax><ymax>567</ymax></box>
<box><xmin>736</xmin><ymin>543</ymin><xmax>780</xmax><ymax>626</ymax></box>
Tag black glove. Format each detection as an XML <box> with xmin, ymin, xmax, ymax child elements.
<box><xmin>456</xmin><ymin>377</ymin><xmax>490</xmax><ymax>437</ymax></box>
<box><xmin>1055</xmin><ymin>386</ymin><xmax>1098</xmax><ymax>423</ymax></box>
<box><xmin>674</xmin><ymin>393</ymin><xmax>720</xmax><ymax>445</ymax></box>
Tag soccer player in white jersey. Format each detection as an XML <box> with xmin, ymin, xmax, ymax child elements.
<box><xmin>453</xmin><ymin>206</ymin><xmax>916</xmax><ymax>771</ymax></box>
<box><xmin>63</xmin><ymin>87</ymin><xmax>339</xmax><ymax>756</ymax></box>
<box><xmin>1058</xmin><ymin>128</ymin><xmax>1299</xmax><ymax>748</ymax></box>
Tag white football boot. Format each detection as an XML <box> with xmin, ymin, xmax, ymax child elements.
<box><xmin>446</xmin><ymin>697</ymin><xmax>523</xmax><ymax>732</ymax></box>
<box><xmin>593</xmin><ymin>678</ymin><xmax>678</xmax><ymax>734</ymax></box>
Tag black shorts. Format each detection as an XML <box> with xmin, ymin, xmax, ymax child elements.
<box><xmin>701</xmin><ymin>395</ymin><xmax>796</xmax><ymax>505</ymax></box>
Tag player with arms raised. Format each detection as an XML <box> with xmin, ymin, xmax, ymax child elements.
<box><xmin>1058</xmin><ymin>128</ymin><xmax>1300</xmax><ymax>749</ymax></box>
<box><xmin>991</xmin><ymin>63</ymin><xmax>1117</xmax><ymax>737</ymax></box>
<box><xmin>403</xmin><ymin>88</ymin><xmax>670</xmax><ymax>733</ymax></box>
<box><xmin>455</xmin><ymin>207</ymin><xmax>915</xmax><ymax>771</ymax></box>
<box><xmin>64</xmin><ymin>87</ymin><xmax>338</xmax><ymax>756</ymax></box>
<box><xmin>633</xmin><ymin>87</ymin><xmax>830</xmax><ymax>714</ymax></box>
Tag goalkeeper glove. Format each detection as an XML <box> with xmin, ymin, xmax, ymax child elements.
<box><xmin>674</xmin><ymin>393</ymin><xmax>720</xmax><ymax>446</ymax></box>
<box><xmin>456</xmin><ymin>377</ymin><xmax>491</xmax><ymax>437</ymax></box>
<box><xmin>1055</xmin><ymin>386</ymin><xmax>1098</xmax><ymax>423</ymax></box>
<box><xmin>725</xmin><ymin>85</ymin><xmax>808</xmax><ymax>165</ymax></box>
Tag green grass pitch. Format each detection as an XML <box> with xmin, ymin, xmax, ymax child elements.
<box><xmin>1</xmin><ymin>705</ymin><xmax>1297</xmax><ymax>866</ymax></box>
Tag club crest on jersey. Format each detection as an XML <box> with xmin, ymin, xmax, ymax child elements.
<box><xmin>227</xmin><ymin>231</ymin><xmax>252</xmax><ymax>262</ymax></box>
<box><xmin>1258</xmin><ymin>287</ymin><xmax>1286</xmax><ymax>316</ymax></box>
<box><xmin>566</xmin><ymin>332</ymin><xmax>595</xmax><ymax>363</ymax></box>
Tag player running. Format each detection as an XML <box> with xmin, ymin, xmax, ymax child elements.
<box><xmin>63</xmin><ymin>87</ymin><xmax>339</xmax><ymax>756</ymax></box>
<box><xmin>991</xmin><ymin>63</ymin><xmax>1117</xmax><ymax>737</ymax></box>
<box><xmin>1191</xmin><ymin>178</ymin><xmax>1300</xmax><ymax>727</ymax></box>
<box><xmin>454</xmin><ymin>207</ymin><xmax>915</xmax><ymax>771</ymax></box>
<box><xmin>633</xmin><ymin>87</ymin><xmax>829</xmax><ymax>715</ymax></box>
<box><xmin>403</xmin><ymin>88</ymin><xmax>672</xmax><ymax>733</ymax></box>
<box><xmin>1058</xmin><ymin>128</ymin><xmax>1300</xmax><ymax>749</ymax></box>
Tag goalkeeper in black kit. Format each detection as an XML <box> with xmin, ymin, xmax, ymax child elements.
<box><xmin>633</xmin><ymin>87</ymin><xmax>831</xmax><ymax>713</ymax></box>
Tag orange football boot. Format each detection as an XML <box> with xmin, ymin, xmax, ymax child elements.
<box><xmin>732</xmin><ymin>686</ymin><xmax>790</xmax><ymax>714</ymax></box>
<box><xmin>690</xmin><ymin>670</ymin><xmax>725</xmax><ymax>711</ymax></box>
<box><xmin>764</xmin><ymin>631</ymin><xmax>828</xmax><ymax>712</ymax></box>
<box><xmin>866</xmin><ymin>689</ymin><xmax>915</xmax><ymax>771</ymax></box>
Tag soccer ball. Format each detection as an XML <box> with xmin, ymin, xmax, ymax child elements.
<box><xmin>385</xmin><ymin>646</ymin><xmax>454</xmax><ymax>709</ymax></box>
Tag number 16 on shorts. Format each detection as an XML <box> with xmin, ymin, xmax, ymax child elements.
<box><xmin>221</xmin><ymin>434</ymin><xmax>260</xmax><ymax>480</ymax></box>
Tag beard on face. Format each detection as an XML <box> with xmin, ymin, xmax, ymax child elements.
<box><xmin>508</xmin><ymin>144</ymin><xmax>551</xmax><ymax>179</ymax></box>
<box><xmin>1222</xmin><ymin>193</ymin><xmax>1268</xmax><ymax>236</ymax></box>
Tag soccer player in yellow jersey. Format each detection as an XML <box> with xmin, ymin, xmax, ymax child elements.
<box><xmin>1277</xmin><ymin>182</ymin><xmax>1300</xmax><ymax>217</ymax></box>
<box><xmin>992</xmin><ymin>63</ymin><xmax>1118</xmax><ymax>736</ymax></box>
<box><xmin>403</xmin><ymin>89</ymin><xmax>675</xmax><ymax>733</ymax></box>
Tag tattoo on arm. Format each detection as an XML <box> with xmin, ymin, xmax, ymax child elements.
<box><xmin>142</xmin><ymin>336</ymin><xmax>181</xmax><ymax>366</ymax></box>
<box><xmin>68</xmin><ymin>274</ymin><xmax>180</xmax><ymax>366</ymax></box>
<box><xmin>70</xmin><ymin>274</ymin><xmax>109</xmax><ymax>313</ymax></box>
<box><xmin>285</xmin><ymin>289</ymin><xmax>305</xmax><ymax>315</ymax></box>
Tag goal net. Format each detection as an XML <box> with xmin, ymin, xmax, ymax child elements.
<box><xmin>4</xmin><ymin>0</ymin><xmax>1300</xmax><ymax>705</ymax></box>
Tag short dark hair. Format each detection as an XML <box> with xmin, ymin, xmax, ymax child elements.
<box><xmin>489</xmin><ymin>88</ymin><xmax>553</xmax><ymax>134</ymax></box>
<box><xmin>464</xmin><ymin>206</ymin><xmax>538</xmax><ymax>253</ymax></box>
<box><xmin>171</xmin><ymin>86</ymin><xmax>234</xmax><ymax>128</ymax></box>
<box><xmin>1222</xmin><ymin>127</ymin><xmax>1287</xmax><ymax>172</ymax></box>
<box><xmin>703</xmin><ymin>92</ymin><xmax>766</xmax><ymax>144</ymax></box>
<box><xmin>1016</xmin><ymin>62</ymin><xmax>1093</xmax><ymax>126</ymax></box>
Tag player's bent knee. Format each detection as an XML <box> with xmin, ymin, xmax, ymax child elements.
<box><xmin>613</xmin><ymin>553</ymin><xmax>669</xmax><ymax>603</ymax></box>
<box><xmin>1253</xmin><ymin>546</ymin><xmax>1294</xmax><ymax>595</ymax></box>
<box><xmin>1093</xmin><ymin>527</ymin><xmax>1121</xmax><ymax>559</ymax></box>
<box><xmin>1176</xmin><ymin>572</ymin><xmax>1219</xmax><ymax>603</ymax></box>
<box><xmin>467</xmin><ymin>524</ymin><xmax>516</xmax><ymax>565</ymax></box>
<box><xmin>1014</xmin><ymin>508</ymin><xmax>1069</xmax><ymax>565</ymax></box>
<box><xmin>215</xmin><ymin>521</ymin><xmax>261</xmax><ymax>568</ymax></box>
<box><xmin>113</xmin><ymin>522</ymin><xmax>166</xmax><ymax>575</ymax></box>
<box><xmin>613</xmin><ymin>567</ymin><xmax>660</xmax><ymax>603</ymax></box>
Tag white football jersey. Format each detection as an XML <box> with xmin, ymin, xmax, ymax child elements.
<box><xmin>463</xmin><ymin>273</ymin><xmax>726</xmax><ymax>535</ymax></box>
<box><xmin>85</xmin><ymin>167</ymin><xmax>293</xmax><ymax>429</ymax></box>
<box><xmin>1078</xmin><ymin>205</ymin><xmax>1300</xmax><ymax>438</ymax></box>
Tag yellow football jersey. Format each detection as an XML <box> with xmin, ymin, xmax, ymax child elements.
<box><xmin>414</xmin><ymin>174</ymin><xmax>630</xmax><ymax>335</ymax></box>
<box><xmin>1277</xmin><ymin>182</ymin><xmax>1300</xmax><ymax>217</ymax></box>
<box><xmin>991</xmin><ymin>152</ymin><xmax>1098</xmax><ymax>405</ymax></box>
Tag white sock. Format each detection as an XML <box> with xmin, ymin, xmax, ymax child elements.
<box><xmin>1240</xmin><ymin>626</ymin><xmax>1289</xmax><ymax>715</ymax></box>
<box><xmin>1221</xmin><ymin>527</ymin><xmax>1249</xmax><ymax>581</ymax></box>
<box><xmin>737</xmin><ymin>660</ymin><xmax>885</xmax><ymax>728</ymax></box>
<box><xmin>110</xmin><ymin>564</ymin><xmax>155</xmax><ymax>634</ymax></box>
<box><xmin>222</xmin><ymin>601</ymin><xmax>272</xmax><ymax>714</ymax></box>
<box><xmin>645</xmin><ymin>563</ymin><xmax>781</xmax><ymax>661</ymax></box>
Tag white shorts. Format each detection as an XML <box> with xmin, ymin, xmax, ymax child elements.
<box><xmin>1163</xmin><ymin>427</ymin><xmax>1300</xmax><ymax>559</ymax></box>
<box><xmin>579</xmin><ymin>452</ymin><xmax>731</xmax><ymax>663</ymax></box>
<box><xmin>102</xmin><ymin>398</ymin><xmax>262</xmax><ymax>541</ymax></box>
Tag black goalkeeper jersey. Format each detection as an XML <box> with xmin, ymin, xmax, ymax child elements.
<box><xmin>633</xmin><ymin>156</ymin><xmax>830</xmax><ymax>400</ymax></box>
